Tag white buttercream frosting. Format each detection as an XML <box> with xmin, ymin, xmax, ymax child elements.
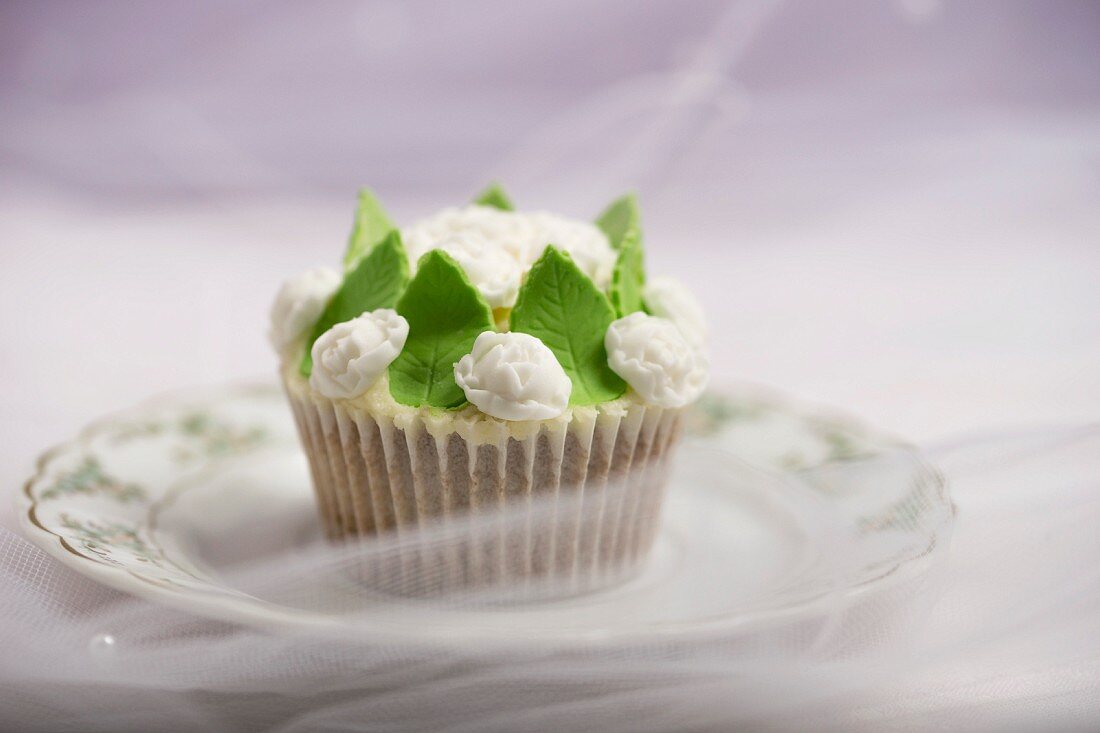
<box><xmin>605</xmin><ymin>312</ymin><xmax>708</xmax><ymax>408</ymax></box>
<box><xmin>268</xmin><ymin>266</ymin><xmax>341</xmax><ymax>351</ymax></box>
<box><xmin>309</xmin><ymin>309</ymin><xmax>409</xmax><ymax>400</ymax></box>
<box><xmin>454</xmin><ymin>331</ymin><xmax>572</xmax><ymax>420</ymax></box>
<box><xmin>402</xmin><ymin>205</ymin><xmax>616</xmax><ymax>291</ymax></box>
<box><xmin>643</xmin><ymin>276</ymin><xmax>709</xmax><ymax>350</ymax></box>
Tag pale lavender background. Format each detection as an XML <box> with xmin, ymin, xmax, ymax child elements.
<box><xmin>2</xmin><ymin>0</ymin><xmax>1099</xmax><ymax>530</ymax></box>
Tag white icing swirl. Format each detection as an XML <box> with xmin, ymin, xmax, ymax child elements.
<box><xmin>402</xmin><ymin>205</ymin><xmax>615</xmax><ymax>290</ymax></box>
<box><xmin>309</xmin><ymin>309</ymin><xmax>409</xmax><ymax>400</ymax></box>
<box><xmin>268</xmin><ymin>266</ymin><xmax>340</xmax><ymax>352</ymax></box>
<box><xmin>436</xmin><ymin>231</ymin><xmax>524</xmax><ymax>309</ymax></box>
<box><xmin>604</xmin><ymin>312</ymin><xmax>708</xmax><ymax>408</ymax></box>
<box><xmin>454</xmin><ymin>331</ymin><xmax>572</xmax><ymax>420</ymax></box>
<box><xmin>643</xmin><ymin>276</ymin><xmax>709</xmax><ymax>349</ymax></box>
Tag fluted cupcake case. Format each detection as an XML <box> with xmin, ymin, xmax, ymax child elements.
<box><xmin>284</xmin><ymin>375</ymin><xmax>683</xmax><ymax>596</ymax></box>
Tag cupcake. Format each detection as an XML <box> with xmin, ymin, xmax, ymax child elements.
<box><xmin>270</xmin><ymin>184</ymin><xmax>708</xmax><ymax>593</ymax></box>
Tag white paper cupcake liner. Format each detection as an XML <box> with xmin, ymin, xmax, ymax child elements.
<box><xmin>283</xmin><ymin>378</ymin><xmax>684</xmax><ymax>596</ymax></box>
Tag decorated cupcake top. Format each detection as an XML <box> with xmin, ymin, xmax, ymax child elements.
<box><xmin>270</xmin><ymin>185</ymin><xmax>708</xmax><ymax>421</ymax></box>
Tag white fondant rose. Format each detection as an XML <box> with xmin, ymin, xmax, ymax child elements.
<box><xmin>643</xmin><ymin>276</ymin><xmax>708</xmax><ymax>349</ymax></box>
<box><xmin>268</xmin><ymin>266</ymin><xmax>340</xmax><ymax>351</ymax></box>
<box><xmin>605</xmin><ymin>312</ymin><xmax>708</xmax><ymax>408</ymax></box>
<box><xmin>310</xmin><ymin>309</ymin><xmax>409</xmax><ymax>399</ymax></box>
<box><xmin>469</xmin><ymin>205</ymin><xmax>542</xmax><ymax>265</ymax></box>
<box><xmin>403</xmin><ymin>205</ymin><xmax>540</xmax><ymax>268</ymax></box>
<box><xmin>437</xmin><ymin>231</ymin><xmax>524</xmax><ymax>309</ymax></box>
<box><xmin>454</xmin><ymin>332</ymin><xmax>571</xmax><ymax>420</ymax></box>
<box><xmin>401</xmin><ymin>206</ymin><xmax>615</xmax><ymax>289</ymax></box>
<box><xmin>530</xmin><ymin>212</ymin><xmax>616</xmax><ymax>289</ymax></box>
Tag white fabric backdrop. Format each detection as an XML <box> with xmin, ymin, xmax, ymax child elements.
<box><xmin>1</xmin><ymin>0</ymin><xmax>1098</xmax><ymax>729</ymax></box>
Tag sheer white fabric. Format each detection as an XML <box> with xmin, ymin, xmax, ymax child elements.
<box><xmin>2</xmin><ymin>427</ymin><xmax>1098</xmax><ymax>731</ymax></box>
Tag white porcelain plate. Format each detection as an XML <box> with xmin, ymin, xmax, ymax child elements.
<box><xmin>19</xmin><ymin>383</ymin><xmax>953</xmax><ymax>645</ymax></box>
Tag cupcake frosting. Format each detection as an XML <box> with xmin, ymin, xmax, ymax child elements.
<box><xmin>269</xmin><ymin>266</ymin><xmax>341</xmax><ymax>351</ymax></box>
<box><xmin>605</xmin><ymin>312</ymin><xmax>708</xmax><ymax>408</ymax></box>
<box><xmin>643</xmin><ymin>276</ymin><xmax>708</xmax><ymax>349</ymax></box>
<box><xmin>402</xmin><ymin>205</ymin><xmax>616</xmax><ymax>291</ymax></box>
<box><xmin>433</xmin><ymin>231</ymin><xmax>524</xmax><ymax>309</ymax></box>
<box><xmin>454</xmin><ymin>331</ymin><xmax>572</xmax><ymax>420</ymax></box>
<box><xmin>276</xmin><ymin>187</ymin><xmax>710</xmax><ymax>421</ymax></box>
<box><xmin>309</xmin><ymin>308</ymin><xmax>409</xmax><ymax>399</ymax></box>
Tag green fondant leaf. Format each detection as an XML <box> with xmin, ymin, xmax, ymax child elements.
<box><xmin>511</xmin><ymin>246</ymin><xmax>626</xmax><ymax>405</ymax></box>
<box><xmin>388</xmin><ymin>250</ymin><xmax>495</xmax><ymax>409</ymax></box>
<box><xmin>609</xmin><ymin>229</ymin><xmax>646</xmax><ymax>316</ymax></box>
<box><xmin>343</xmin><ymin>188</ymin><xmax>397</xmax><ymax>271</ymax></box>
<box><xmin>473</xmin><ymin>182</ymin><xmax>515</xmax><ymax>211</ymax></box>
<box><xmin>594</xmin><ymin>193</ymin><xmax>641</xmax><ymax>250</ymax></box>
<box><xmin>300</xmin><ymin>231</ymin><xmax>410</xmax><ymax>376</ymax></box>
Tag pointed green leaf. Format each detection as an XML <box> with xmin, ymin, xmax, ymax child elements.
<box><xmin>511</xmin><ymin>246</ymin><xmax>626</xmax><ymax>405</ymax></box>
<box><xmin>388</xmin><ymin>250</ymin><xmax>495</xmax><ymax>409</ymax></box>
<box><xmin>594</xmin><ymin>193</ymin><xmax>641</xmax><ymax>250</ymax></box>
<box><xmin>609</xmin><ymin>229</ymin><xmax>646</xmax><ymax>316</ymax></box>
<box><xmin>473</xmin><ymin>182</ymin><xmax>515</xmax><ymax>211</ymax></box>
<box><xmin>343</xmin><ymin>188</ymin><xmax>397</xmax><ymax>271</ymax></box>
<box><xmin>301</xmin><ymin>231</ymin><xmax>410</xmax><ymax>376</ymax></box>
